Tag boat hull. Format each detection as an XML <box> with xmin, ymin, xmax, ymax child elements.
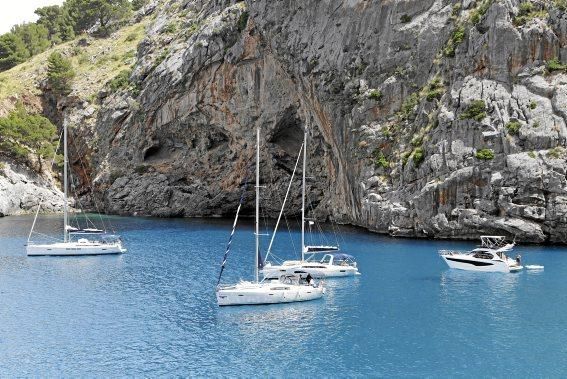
<box><xmin>216</xmin><ymin>282</ymin><xmax>324</xmax><ymax>306</ymax></box>
<box><xmin>27</xmin><ymin>242</ymin><xmax>125</xmax><ymax>256</ymax></box>
<box><xmin>262</xmin><ymin>264</ymin><xmax>359</xmax><ymax>279</ymax></box>
<box><xmin>441</xmin><ymin>255</ymin><xmax>511</xmax><ymax>272</ymax></box>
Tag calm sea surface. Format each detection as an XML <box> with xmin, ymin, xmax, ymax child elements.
<box><xmin>0</xmin><ymin>214</ymin><xmax>566</xmax><ymax>377</ymax></box>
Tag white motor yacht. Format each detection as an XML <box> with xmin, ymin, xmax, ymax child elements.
<box><xmin>439</xmin><ymin>236</ymin><xmax>523</xmax><ymax>272</ymax></box>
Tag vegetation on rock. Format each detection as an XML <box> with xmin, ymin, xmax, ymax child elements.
<box><xmin>443</xmin><ymin>24</ymin><xmax>465</xmax><ymax>57</ymax></box>
<box><xmin>47</xmin><ymin>52</ymin><xmax>75</xmax><ymax>94</ymax></box>
<box><xmin>546</xmin><ymin>58</ymin><xmax>567</xmax><ymax>73</ymax></box>
<box><xmin>0</xmin><ymin>0</ymin><xmax>132</xmax><ymax>73</ymax></box>
<box><xmin>513</xmin><ymin>2</ymin><xmax>548</xmax><ymax>26</ymax></box>
<box><xmin>460</xmin><ymin>100</ymin><xmax>486</xmax><ymax>121</ymax></box>
<box><xmin>367</xmin><ymin>89</ymin><xmax>382</xmax><ymax>101</ymax></box>
<box><xmin>470</xmin><ymin>0</ymin><xmax>492</xmax><ymax>25</ymax></box>
<box><xmin>372</xmin><ymin>149</ymin><xmax>390</xmax><ymax>169</ymax></box>
<box><xmin>237</xmin><ymin>11</ymin><xmax>249</xmax><ymax>32</ymax></box>
<box><xmin>411</xmin><ymin>147</ymin><xmax>424</xmax><ymax>166</ymax></box>
<box><xmin>505</xmin><ymin>120</ymin><xmax>521</xmax><ymax>135</ymax></box>
<box><xmin>424</xmin><ymin>76</ymin><xmax>444</xmax><ymax>101</ymax></box>
<box><xmin>475</xmin><ymin>148</ymin><xmax>494</xmax><ymax>160</ymax></box>
<box><xmin>547</xmin><ymin>147</ymin><xmax>565</xmax><ymax>159</ymax></box>
<box><xmin>0</xmin><ymin>105</ymin><xmax>61</xmax><ymax>170</ymax></box>
<box><xmin>0</xmin><ymin>21</ymin><xmax>146</xmax><ymax>103</ymax></box>
<box><xmin>398</xmin><ymin>92</ymin><xmax>419</xmax><ymax>121</ymax></box>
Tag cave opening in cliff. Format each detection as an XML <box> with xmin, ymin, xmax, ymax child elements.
<box><xmin>269</xmin><ymin>107</ymin><xmax>304</xmax><ymax>156</ymax></box>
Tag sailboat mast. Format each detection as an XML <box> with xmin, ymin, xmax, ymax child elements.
<box><xmin>301</xmin><ymin>126</ymin><xmax>307</xmax><ymax>261</ymax></box>
<box><xmin>255</xmin><ymin>126</ymin><xmax>260</xmax><ymax>283</ymax></box>
<box><xmin>63</xmin><ymin>122</ymin><xmax>68</xmax><ymax>243</ymax></box>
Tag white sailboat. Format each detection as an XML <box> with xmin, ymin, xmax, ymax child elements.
<box><xmin>261</xmin><ymin>128</ymin><xmax>360</xmax><ymax>279</ymax></box>
<box><xmin>26</xmin><ymin>122</ymin><xmax>126</xmax><ymax>256</ymax></box>
<box><xmin>216</xmin><ymin>127</ymin><xmax>325</xmax><ymax>306</ymax></box>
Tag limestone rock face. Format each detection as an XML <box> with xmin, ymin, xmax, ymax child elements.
<box><xmin>0</xmin><ymin>161</ymin><xmax>64</xmax><ymax>217</ymax></box>
<box><xmin>63</xmin><ymin>0</ymin><xmax>567</xmax><ymax>243</ymax></box>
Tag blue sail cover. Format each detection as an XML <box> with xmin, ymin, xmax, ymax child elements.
<box><xmin>217</xmin><ymin>175</ymin><xmax>251</xmax><ymax>286</ymax></box>
<box><xmin>257</xmin><ymin>248</ymin><xmax>264</xmax><ymax>269</ymax></box>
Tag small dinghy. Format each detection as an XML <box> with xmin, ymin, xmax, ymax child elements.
<box><xmin>525</xmin><ymin>265</ymin><xmax>544</xmax><ymax>270</ymax></box>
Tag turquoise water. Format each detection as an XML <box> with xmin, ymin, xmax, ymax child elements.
<box><xmin>1</xmin><ymin>214</ymin><xmax>566</xmax><ymax>377</ymax></box>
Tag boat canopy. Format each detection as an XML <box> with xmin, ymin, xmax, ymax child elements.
<box><xmin>329</xmin><ymin>253</ymin><xmax>355</xmax><ymax>261</ymax></box>
<box><xmin>66</xmin><ymin>226</ymin><xmax>104</xmax><ymax>234</ymax></box>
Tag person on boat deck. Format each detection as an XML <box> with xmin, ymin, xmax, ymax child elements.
<box><xmin>306</xmin><ymin>273</ymin><xmax>314</xmax><ymax>285</ymax></box>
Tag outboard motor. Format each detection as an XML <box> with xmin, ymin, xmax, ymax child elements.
<box><xmin>516</xmin><ymin>255</ymin><xmax>522</xmax><ymax>265</ymax></box>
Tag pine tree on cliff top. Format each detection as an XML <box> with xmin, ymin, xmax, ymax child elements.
<box><xmin>47</xmin><ymin>52</ymin><xmax>75</xmax><ymax>95</ymax></box>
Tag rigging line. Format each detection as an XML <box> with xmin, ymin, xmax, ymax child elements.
<box><xmin>329</xmin><ymin>213</ymin><xmax>342</xmax><ymax>248</ymax></box>
<box><xmin>305</xmin><ymin>196</ymin><xmax>324</xmax><ymax>245</ymax></box>
<box><xmin>69</xmin><ymin>136</ymin><xmax>102</xmax><ymax>231</ymax></box>
<box><xmin>73</xmin><ymin>135</ymin><xmax>111</xmax><ymax>234</ymax></box>
<box><xmin>29</xmin><ymin>231</ymin><xmax>63</xmax><ymax>242</ymax></box>
<box><xmin>307</xmin><ymin>192</ymin><xmax>333</xmax><ymax>247</ymax></box>
<box><xmin>268</xmin><ymin>147</ymin><xmax>297</xmax><ymax>260</ymax></box>
<box><xmin>283</xmin><ymin>213</ymin><xmax>297</xmax><ymax>258</ymax></box>
<box><xmin>217</xmin><ymin>159</ymin><xmax>253</xmax><ymax>286</ymax></box>
<box><xmin>265</xmin><ymin>142</ymin><xmax>304</xmax><ymax>262</ymax></box>
<box><xmin>28</xmin><ymin>129</ymin><xmax>64</xmax><ymax>243</ymax></box>
<box><xmin>70</xmin><ymin>135</ymin><xmax>112</xmax><ymax>233</ymax></box>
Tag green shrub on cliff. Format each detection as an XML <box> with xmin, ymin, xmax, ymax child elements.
<box><xmin>554</xmin><ymin>0</ymin><xmax>567</xmax><ymax>11</ymax></box>
<box><xmin>505</xmin><ymin>120</ymin><xmax>521</xmax><ymax>135</ymax></box>
<box><xmin>412</xmin><ymin>147</ymin><xmax>424</xmax><ymax>166</ymax></box>
<box><xmin>372</xmin><ymin>149</ymin><xmax>390</xmax><ymax>169</ymax></box>
<box><xmin>424</xmin><ymin>76</ymin><xmax>444</xmax><ymax>101</ymax></box>
<box><xmin>107</xmin><ymin>69</ymin><xmax>131</xmax><ymax>91</ymax></box>
<box><xmin>237</xmin><ymin>11</ymin><xmax>249</xmax><ymax>32</ymax></box>
<box><xmin>398</xmin><ymin>92</ymin><xmax>419</xmax><ymax>121</ymax></box>
<box><xmin>546</xmin><ymin>58</ymin><xmax>567</xmax><ymax>73</ymax></box>
<box><xmin>443</xmin><ymin>24</ymin><xmax>465</xmax><ymax>57</ymax></box>
<box><xmin>547</xmin><ymin>147</ymin><xmax>565</xmax><ymax>159</ymax></box>
<box><xmin>513</xmin><ymin>2</ymin><xmax>548</xmax><ymax>26</ymax></box>
<box><xmin>460</xmin><ymin>100</ymin><xmax>486</xmax><ymax>121</ymax></box>
<box><xmin>470</xmin><ymin>0</ymin><xmax>492</xmax><ymax>25</ymax></box>
<box><xmin>367</xmin><ymin>89</ymin><xmax>382</xmax><ymax>101</ymax></box>
<box><xmin>475</xmin><ymin>148</ymin><xmax>494</xmax><ymax>160</ymax></box>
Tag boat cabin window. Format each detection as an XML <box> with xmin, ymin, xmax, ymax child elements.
<box><xmin>472</xmin><ymin>252</ymin><xmax>494</xmax><ymax>259</ymax></box>
<box><xmin>320</xmin><ymin>255</ymin><xmax>332</xmax><ymax>264</ymax></box>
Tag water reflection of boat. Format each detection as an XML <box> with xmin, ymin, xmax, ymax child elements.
<box><xmin>439</xmin><ymin>236</ymin><xmax>522</xmax><ymax>272</ymax></box>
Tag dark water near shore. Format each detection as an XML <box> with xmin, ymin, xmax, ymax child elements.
<box><xmin>0</xmin><ymin>214</ymin><xmax>566</xmax><ymax>377</ymax></box>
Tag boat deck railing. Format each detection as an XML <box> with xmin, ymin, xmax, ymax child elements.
<box><xmin>438</xmin><ymin>249</ymin><xmax>465</xmax><ymax>256</ymax></box>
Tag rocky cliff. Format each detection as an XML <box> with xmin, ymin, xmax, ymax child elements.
<box><xmin>0</xmin><ymin>159</ymin><xmax>64</xmax><ymax>216</ymax></box>
<box><xmin>10</xmin><ymin>0</ymin><xmax>567</xmax><ymax>243</ymax></box>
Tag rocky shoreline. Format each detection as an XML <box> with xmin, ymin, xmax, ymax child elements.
<box><xmin>0</xmin><ymin>160</ymin><xmax>64</xmax><ymax>217</ymax></box>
